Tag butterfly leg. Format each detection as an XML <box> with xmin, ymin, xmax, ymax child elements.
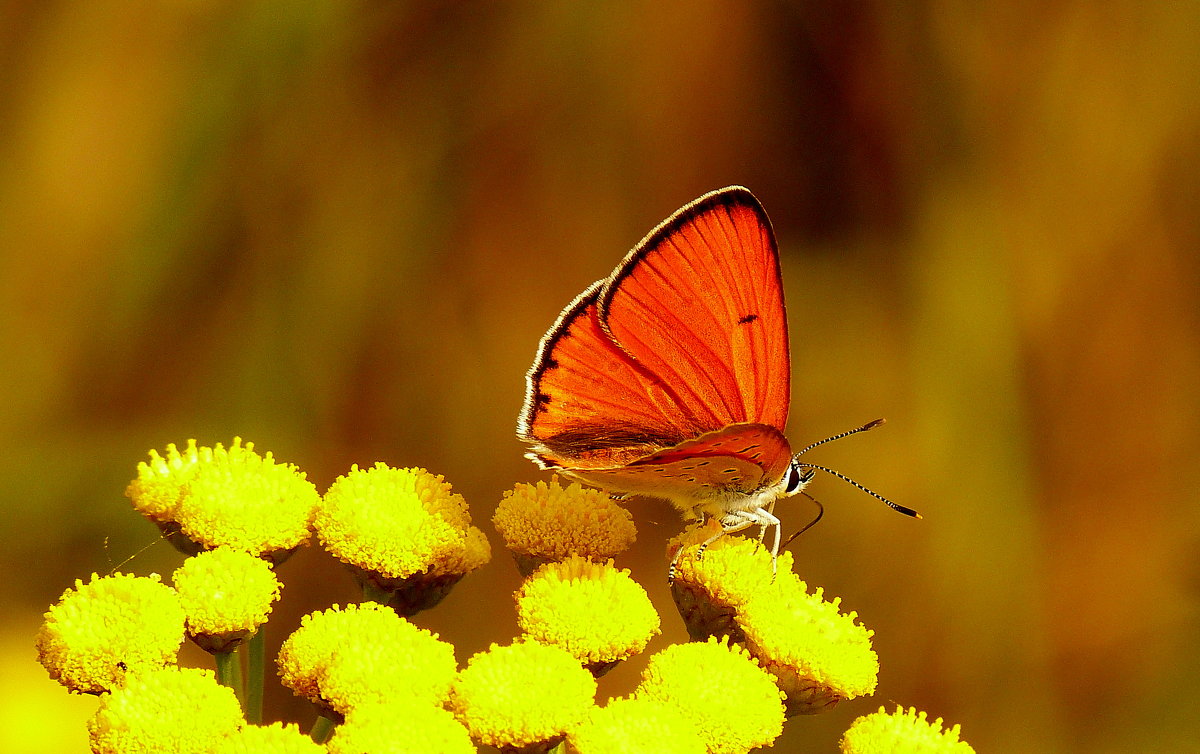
<box><xmin>668</xmin><ymin>508</ymin><xmax>781</xmax><ymax>584</ymax></box>
<box><xmin>700</xmin><ymin>509</ymin><xmax>782</xmax><ymax>573</ymax></box>
<box><xmin>755</xmin><ymin>500</ymin><xmax>777</xmax><ymax>543</ymax></box>
<box><xmin>709</xmin><ymin>508</ymin><xmax>781</xmax><ymax>577</ymax></box>
<box><xmin>668</xmin><ymin>517</ymin><xmax>732</xmax><ymax>584</ymax></box>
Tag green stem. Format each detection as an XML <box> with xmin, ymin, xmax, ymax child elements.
<box><xmin>361</xmin><ymin>580</ymin><xmax>393</xmax><ymax>605</ymax></box>
<box><xmin>310</xmin><ymin>715</ymin><xmax>336</xmax><ymax>744</ymax></box>
<box><xmin>214</xmin><ymin>650</ymin><xmax>244</xmax><ymax>707</ymax></box>
<box><xmin>244</xmin><ymin>629</ymin><xmax>265</xmax><ymax>724</ymax></box>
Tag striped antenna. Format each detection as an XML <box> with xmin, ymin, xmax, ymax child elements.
<box><xmin>798</xmin><ymin>462</ymin><xmax>920</xmax><ymax>518</ymax></box>
<box><xmin>791</xmin><ymin>418</ymin><xmax>921</xmax><ymax>519</ymax></box>
<box><xmin>793</xmin><ymin>418</ymin><xmax>885</xmax><ymax>457</ymax></box>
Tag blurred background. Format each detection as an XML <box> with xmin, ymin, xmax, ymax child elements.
<box><xmin>3</xmin><ymin>2</ymin><xmax>1198</xmax><ymax>751</ymax></box>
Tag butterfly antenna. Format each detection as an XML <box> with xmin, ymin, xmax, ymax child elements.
<box><xmin>794</xmin><ymin>418</ymin><xmax>886</xmax><ymax>457</ymax></box>
<box><xmin>782</xmin><ymin>493</ymin><xmax>824</xmax><ymax>551</ymax></box>
<box><xmin>797</xmin><ymin>462</ymin><xmax>921</xmax><ymax>518</ymax></box>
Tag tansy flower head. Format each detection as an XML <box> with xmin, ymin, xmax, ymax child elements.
<box><xmin>840</xmin><ymin>706</ymin><xmax>976</xmax><ymax>754</ymax></box>
<box><xmin>635</xmin><ymin>636</ymin><xmax>784</xmax><ymax>754</ymax></box>
<box><xmin>667</xmin><ymin>528</ymin><xmax>797</xmax><ymax>641</ymax></box>
<box><xmin>277</xmin><ymin>602</ymin><xmax>457</xmax><ymax>718</ymax></box>
<box><xmin>36</xmin><ymin>572</ymin><xmax>185</xmax><ymax>695</ymax></box>
<box><xmin>515</xmin><ymin>556</ymin><xmax>659</xmax><ymax>675</ymax></box>
<box><xmin>125</xmin><ymin>438</ymin><xmax>216</xmax><ymax>522</ymax></box>
<box><xmin>327</xmin><ymin>700</ymin><xmax>475</xmax><ymax>754</ymax></box>
<box><xmin>126</xmin><ymin>438</ymin><xmax>319</xmax><ymax>560</ymax></box>
<box><xmin>317</xmin><ymin>463</ymin><xmax>491</xmax><ymax>614</ymax></box>
<box><xmin>737</xmin><ymin>577</ymin><xmax>879</xmax><ymax>716</ymax></box>
<box><xmin>87</xmin><ymin>666</ymin><xmax>244</xmax><ymax>754</ymax></box>
<box><xmin>493</xmin><ymin>478</ymin><xmax>636</xmax><ymax>576</ymax></box>
<box><xmin>172</xmin><ymin>547</ymin><xmax>281</xmax><ymax>653</ymax></box>
<box><xmin>448</xmin><ymin>639</ymin><xmax>597</xmax><ymax>752</ymax></box>
<box><xmin>568</xmin><ymin>696</ymin><xmax>706</xmax><ymax>754</ymax></box>
<box><xmin>209</xmin><ymin>721</ymin><xmax>325</xmax><ymax>753</ymax></box>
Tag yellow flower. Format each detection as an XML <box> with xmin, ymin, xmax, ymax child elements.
<box><xmin>840</xmin><ymin>706</ymin><xmax>976</xmax><ymax>754</ymax></box>
<box><xmin>737</xmin><ymin>577</ymin><xmax>878</xmax><ymax>715</ymax></box>
<box><xmin>515</xmin><ymin>556</ymin><xmax>659</xmax><ymax>674</ymax></box>
<box><xmin>172</xmin><ymin>547</ymin><xmax>281</xmax><ymax>652</ymax></box>
<box><xmin>568</xmin><ymin>696</ymin><xmax>706</xmax><ymax>754</ymax></box>
<box><xmin>667</xmin><ymin>529</ymin><xmax>795</xmax><ymax>641</ymax></box>
<box><xmin>209</xmin><ymin>722</ymin><xmax>324</xmax><ymax>753</ymax></box>
<box><xmin>317</xmin><ymin>464</ymin><xmax>491</xmax><ymax>612</ymax></box>
<box><xmin>87</xmin><ymin>666</ymin><xmax>243</xmax><ymax>754</ymax></box>
<box><xmin>327</xmin><ymin>701</ymin><xmax>475</xmax><ymax>754</ymax></box>
<box><xmin>126</xmin><ymin>438</ymin><xmax>319</xmax><ymax>558</ymax></box>
<box><xmin>448</xmin><ymin>640</ymin><xmax>597</xmax><ymax>750</ymax></box>
<box><xmin>36</xmin><ymin>572</ymin><xmax>185</xmax><ymax>695</ymax></box>
<box><xmin>276</xmin><ymin>602</ymin><xmax>456</xmax><ymax>717</ymax></box>
<box><xmin>635</xmin><ymin>636</ymin><xmax>784</xmax><ymax>754</ymax></box>
<box><xmin>125</xmin><ymin>439</ymin><xmax>216</xmax><ymax>522</ymax></box>
<box><xmin>493</xmin><ymin>478</ymin><xmax>636</xmax><ymax>575</ymax></box>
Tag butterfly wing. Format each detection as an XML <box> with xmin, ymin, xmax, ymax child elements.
<box><xmin>554</xmin><ymin>423</ymin><xmax>794</xmax><ymax>515</ymax></box>
<box><xmin>519</xmin><ymin>186</ymin><xmax>791</xmax><ymax>497</ymax></box>
<box><xmin>518</xmin><ymin>282</ymin><xmax>699</xmax><ymax>470</ymax></box>
<box><xmin>599</xmin><ymin>186</ymin><xmax>790</xmax><ymax>432</ymax></box>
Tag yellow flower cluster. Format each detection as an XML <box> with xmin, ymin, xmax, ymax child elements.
<box><xmin>317</xmin><ymin>463</ymin><xmax>491</xmax><ymax>613</ymax></box>
<box><xmin>173</xmin><ymin>547</ymin><xmax>281</xmax><ymax>650</ymax></box>
<box><xmin>209</xmin><ymin>722</ymin><xmax>324</xmax><ymax>754</ymax></box>
<box><xmin>493</xmin><ymin>477</ymin><xmax>636</xmax><ymax>574</ymax></box>
<box><xmin>637</xmin><ymin>636</ymin><xmax>785</xmax><ymax>753</ymax></box>
<box><xmin>448</xmin><ymin>639</ymin><xmax>597</xmax><ymax>750</ymax></box>
<box><xmin>741</xmin><ymin>576</ymin><xmax>879</xmax><ymax>714</ymax></box>
<box><xmin>125</xmin><ymin>438</ymin><xmax>318</xmax><ymax>558</ymax></box>
<box><xmin>36</xmin><ymin>572</ymin><xmax>185</xmax><ymax>695</ymax></box>
<box><xmin>841</xmin><ymin>706</ymin><xmax>977</xmax><ymax>753</ymax></box>
<box><xmin>87</xmin><ymin>667</ymin><xmax>243</xmax><ymax>753</ymax></box>
<box><xmin>36</xmin><ymin>439</ymin><xmax>976</xmax><ymax>753</ymax></box>
<box><xmin>569</xmin><ymin>696</ymin><xmax>706</xmax><ymax>754</ymax></box>
<box><xmin>671</xmin><ymin>530</ymin><xmax>879</xmax><ymax>715</ymax></box>
<box><xmin>515</xmin><ymin>555</ymin><xmax>660</xmax><ymax>671</ymax></box>
<box><xmin>277</xmin><ymin>602</ymin><xmax>457</xmax><ymax>716</ymax></box>
<box><xmin>328</xmin><ymin>701</ymin><xmax>475</xmax><ymax>754</ymax></box>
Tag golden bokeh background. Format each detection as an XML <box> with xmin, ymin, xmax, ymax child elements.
<box><xmin>4</xmin><ymin>2</ymin><xmax>1198</xmax><ymax>752</ymax></box>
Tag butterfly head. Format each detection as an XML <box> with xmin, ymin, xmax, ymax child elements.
<box><xmin>783</xmin><ymin>462</ymin><xmax>816</xmax><ymax>496</ymax></box>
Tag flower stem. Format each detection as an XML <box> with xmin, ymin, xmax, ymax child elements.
<box><xmin>361</xmin><ymin>580</ymin><xmax>393</xmax><ymax>605</ymax></box>
<box><xmin>310</xmin><ymin>714</ymin><xmax>336</xmax><ymax>743</ymax></box>
<box><xmin>214</xmin><ymin>649</ymin><xmax>244</xmax><ymax>707</ymax></box>
<box><xmin>245</xmin><ymin>629</ymin><xmax>265</xmax><ymax>724</ymax></box>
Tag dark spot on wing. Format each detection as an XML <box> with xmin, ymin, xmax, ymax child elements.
<box><xmin>540</xmin><ymin>424</ymin><xmax>686</xmax><ymax>456</ymax></box>
<box><xmin>738</xmin><ymin>314</ymin><xmax>759</xmax><ymax>325</ymax></box>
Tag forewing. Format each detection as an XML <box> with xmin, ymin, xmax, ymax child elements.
<box><xmin>519</xmin><ymin>283</ymin><xmax>708</xmax><ymax>469</ymax></box>
<box><xmin>599</xmin><ymin>186</ymin><xmax>790</xmax><ymax>433</ymax></box>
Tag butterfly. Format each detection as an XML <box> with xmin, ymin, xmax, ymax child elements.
<box><xmin>517</xmin><ymin>186</ymin><xmax>917</xmax><ymax>575</ymax></box>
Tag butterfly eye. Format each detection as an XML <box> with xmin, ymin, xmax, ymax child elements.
<box><xmin>784</xmin><ymin>464</ymin><xmax>813</xmax><ymax>494</ymax></box>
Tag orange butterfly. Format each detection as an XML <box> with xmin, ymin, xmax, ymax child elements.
<box><xmin>518</xmin><ymin>186</ymin><xmax>916</xmax><ymax>574</ymax></box>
